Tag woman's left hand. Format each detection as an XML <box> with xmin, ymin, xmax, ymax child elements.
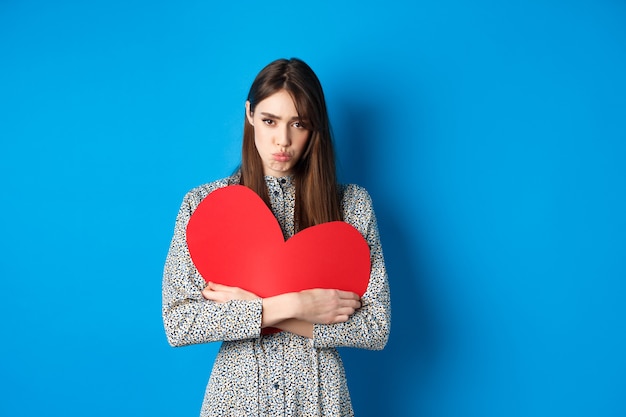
<box><xmin>201</xmin><ymin>281</ymin><xmax>260</xmax><ymax>303</ymax></box>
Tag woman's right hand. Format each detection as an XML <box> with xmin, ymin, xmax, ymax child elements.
<box><xmin>296</xmin><ymin>289</ymin><xmax>361</xmax><ymax>325</ymax></box>
<box><xmin>260</xmin><ymin>289</ymin><xmax>361</xmax><ymax>338</ymax></box>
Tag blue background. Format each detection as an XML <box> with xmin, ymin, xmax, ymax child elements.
<box><xmin>1</xmin><ymin>0</ymin><xmax>625</xmax><ymax>416</ymax></box>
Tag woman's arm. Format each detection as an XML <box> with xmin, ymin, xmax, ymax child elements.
<box><xmin>162</xmin><ymin>184</ymin><xmax>264</xmax><ymax>347</ymax></box>
<box><xmin>203</xmin><ymin>282</ymin><xmax>361</xmax><ymax>339</ymax></box>
<box><xmin>311</xmin><ymin>186</ymin><xmax>391</xmax><ymax>351</ymax></box>
<box><xmin>273</xmin><ymin>319</ymin><xmax>313</xmax><ymax>338</ymax></box>
<box><xmin>265</xmin><ymin>289</ymin><xmax>361</xmax><ymax>337</ymax></box>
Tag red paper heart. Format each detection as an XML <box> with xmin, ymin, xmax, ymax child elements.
<box><xmin>186</xmin><ymin>185</ymin><xmax>371</xmax><ymax>300</ymax></box>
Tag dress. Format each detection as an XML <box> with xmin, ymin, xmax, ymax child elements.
<box><xmin>162</xmin><ymin>174</ymin><xmax>391</xmax><ymax>417</ymax></box>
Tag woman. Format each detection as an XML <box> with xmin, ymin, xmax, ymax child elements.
<box><xmin>162</xmin><ymin>58</ymin><xmax>391</xmax><ymax>416</ymax></box>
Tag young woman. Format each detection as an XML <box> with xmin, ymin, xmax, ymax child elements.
<box><xmin>162</xmin><ymin>58</ymin><xmax>391</xmax><ymax>416</ymax></box>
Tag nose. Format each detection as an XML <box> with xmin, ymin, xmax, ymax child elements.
<box><xmin>275</xmin><ymin>125</ymin><xmax>291</xmax><ymax>147</ymax></box>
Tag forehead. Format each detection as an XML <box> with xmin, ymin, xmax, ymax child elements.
<box><xmin>255</xmin><ymin>90</ymin><xmax>299</xmax><ymax>117</ymax></box>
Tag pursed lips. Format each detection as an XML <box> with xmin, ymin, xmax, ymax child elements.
<box><xmin>272</xmin><ymin>152</ymin><xmax>291</xmax><ymax>162</ymax></box>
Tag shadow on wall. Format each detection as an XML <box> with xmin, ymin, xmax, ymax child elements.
<box><xmin>335</xmin><ymin>89</ymin><xmax>443</xmax><ymax>416</ymax></box>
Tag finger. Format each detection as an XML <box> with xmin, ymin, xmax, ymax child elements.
<box><xmin>209</xmin><ymin>282</ymin><xmax>236</xmax><ymax>292</ymax></box>
<box><xmin>339</xmin><ymin>299</ymin><xmax>361</xmax><ymax>309</ymax></box>
<box><xmin>203</xmin><ymin>289</ymin><xmax>228</xmax><ymax>303</ymax></box>
<box><xmin>336</xmin><ymin>307</ymin><xmax>356</xmax><ymax>317</ymax></box>
<box><xmin>202</xmin><ymin>288</ymin><xmax>218</xmax><ymax>301</ymax></box>
<box><xmin>335</xmin><ymin>290</ymin><xmax>360</xmax><ymax>300</ymax></box>
<box><xmin>201</xmin><ymin>288</ymin><xmax>211</xmax><ymax>300</ymax></box>
<box><xmin>333</xmin><ymin>314</ymin><xmax>350</xmax><ymax>323</ymax></box>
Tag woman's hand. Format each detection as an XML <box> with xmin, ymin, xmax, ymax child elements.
<box><xmin>296</xmin><ymin>289</ymin><xmax>361</xmax><ymax>325</ymax></box>
<box><xmin>260</xmin><ymin>289</ymin><xmax>361</xmax><ymax>338</ymax></box>
<box><xmin>201</xmin><ymin>282</ymin><xmax>260</xmax><ymax>303</ymax></box>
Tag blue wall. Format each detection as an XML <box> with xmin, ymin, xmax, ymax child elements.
<box><xmin>1</xmin><ymin>1</ymin><xmax>625</xmax><ymax>416</ymax></box>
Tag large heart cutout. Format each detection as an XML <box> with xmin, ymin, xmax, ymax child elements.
<box><xmin>186</xmin><ymin>185</ymin><xmax>371</xmax><ymax>303</ymax></box>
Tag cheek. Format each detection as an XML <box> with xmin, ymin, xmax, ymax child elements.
<box><xmin>253</xmin><ymin>127</ymin><xmax>268</xmax><ymax>147</ymax></box>
<box><xmin>295</xmin><ymin>132</ymin><xmax>311</xmax><ymax>150</ymax></box>
<box><xmin>253</xmin><ymin>134</ymin><xmax>265</xmax><ymax>156</ymax></box>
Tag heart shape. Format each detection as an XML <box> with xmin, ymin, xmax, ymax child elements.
<box><xmin>186</xmin><ymin>185</ymin><xmax>371</xmax><ymax>301</ymax></box>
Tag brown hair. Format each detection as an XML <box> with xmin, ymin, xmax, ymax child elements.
<box><xmin>240</xmin><ymin>58</ymin><xmax>341</xmax><ymax>231</ymax></box>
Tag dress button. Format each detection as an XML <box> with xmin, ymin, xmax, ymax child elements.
<box><xmin>280</xmin><ymin>178</ymin><xmax>286</xmax><ymax>184</ymax></box>
<box><xmin>273</xmin><ymin>382</ymin><xmax>280</xmax><ymax>389</ymax></box>
<box><xmin>273</xmin><ymin>190</ymin><xmax>279</xmax><ymax>196</ymax></box>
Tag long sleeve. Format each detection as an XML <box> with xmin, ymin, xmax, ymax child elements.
<box><xmin>312</xmin><ymin>185</ymin><xmax>391</xmax><ymax>350</ymax></box>
<box><xmin>162</xmin><ymin>179</ymin><xmax>263</xmax><ymax>347</ymax></box>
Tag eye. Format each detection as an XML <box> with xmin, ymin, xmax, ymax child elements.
<box><xmin>292</xmin><ymin>121</ymin><xmax>304</xmax><ymax>129</ymax></box>
<box><xmin>262</xmin><ymin>119</ymin><xmax>275</xmax><ymax>126</ymax></box>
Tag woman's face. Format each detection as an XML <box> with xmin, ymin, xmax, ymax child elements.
<box><xmin>246</xmin><ymin>90</ymin><xmax>310</xmax><ymax>177</ymax></box>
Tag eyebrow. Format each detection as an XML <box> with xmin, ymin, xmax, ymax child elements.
<box><xmin>259</xmin><ymin>112</ymin><xmax>300</xmax><ymax>121</ymax></box>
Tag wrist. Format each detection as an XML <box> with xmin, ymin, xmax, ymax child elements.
<box><xmin>261</xmin><ymin>292</ymin><xmax>300</xmax><ymax>327</ymax></box>
<box><xmin>287</xmin><ymin>292</ymin><xmax>303</xmax><ymax>321</ymax></box>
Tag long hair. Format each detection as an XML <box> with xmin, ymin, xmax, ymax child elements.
<box><xmin>240</xmin><ymin>58</ymin><xmax>341</xmax><ymax>231</ymax></box>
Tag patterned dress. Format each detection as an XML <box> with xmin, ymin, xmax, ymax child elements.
<box><xmin>162</xmin><ymin>174</ymin><xmax>391</xmax><ymax>416</ymax></box>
